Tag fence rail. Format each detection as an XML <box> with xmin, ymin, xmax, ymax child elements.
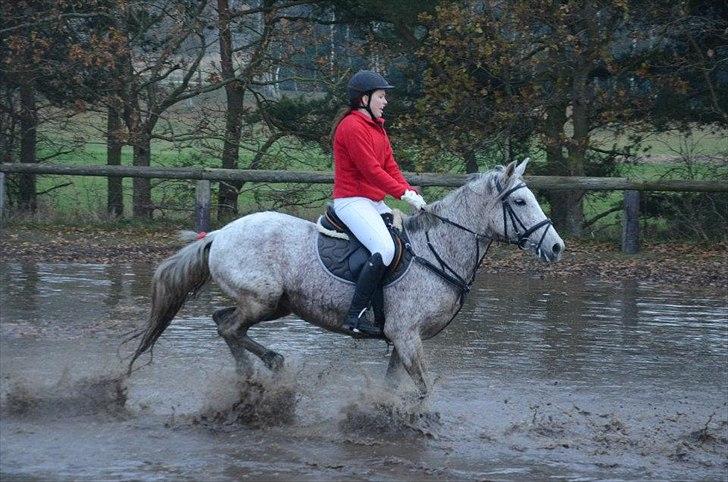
<box><xmin>1</xmin><ymin>163</ymin><xmax>726</xmax><ymax>253</ymax></box>
<box><xmin>1</xmin><ymin>163</ymin><xmax>726</xmax><ymax>192</ymax></box>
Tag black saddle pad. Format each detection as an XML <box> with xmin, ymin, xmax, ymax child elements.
<box><xmin>317</xmin><ymin>228</ymin><xmax>412</xmax><ymax>285</ymax></box>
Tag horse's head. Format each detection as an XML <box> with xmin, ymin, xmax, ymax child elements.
<box><xmin>483</xmin><ymin>159</ymin><xmax>565</xmax><ymax>262</ymax></box>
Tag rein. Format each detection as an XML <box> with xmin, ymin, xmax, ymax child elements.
<box><xmin>405</xmin><ymin>211</ymin><xmax>492</xmax><ymax>313</ymax></box>
<box><xmin>404</xmin><ymin>178</ymin><xmax>554</xmax><ymax>333</ymax></box>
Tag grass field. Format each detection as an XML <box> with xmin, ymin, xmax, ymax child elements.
<box><xmin>6</xmin><ymin>112</ymin><xmax>727</xmax><ymax>240</ymax></box>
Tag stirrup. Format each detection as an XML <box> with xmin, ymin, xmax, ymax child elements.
<box><xmin>343</xmin><ymin>309</ymin><xmax>383</xmax><ymax>337</ymax></box>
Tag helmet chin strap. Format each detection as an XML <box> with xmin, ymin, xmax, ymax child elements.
<box><xmin>360</xmin><ymin>90</ymin><xmax>376</xmax><ymax>119</ymax></box>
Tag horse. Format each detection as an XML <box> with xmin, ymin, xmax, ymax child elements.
<box><xmin>127</xmin><ymin>159</ymin><xmax>564</xmax><ymax>395</ymax></box>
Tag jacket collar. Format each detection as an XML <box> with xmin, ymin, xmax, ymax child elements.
<box><xmin>351</xmin><ymin>109</ymin><xmax>385</xmax><ymax>127</ymax></box>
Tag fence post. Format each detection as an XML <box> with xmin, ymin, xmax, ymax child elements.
<box><xmin>0</xmin><ymin>172</ymin><xmax>5</xmax><ymax>228</ymax></box>
<box><xmin>622</xmin><ymin>190</ymin><xmax>640</xmax><ymax>254</ymax></box>
<box><xmin>195</xmin><ymin>180</ymin><xmax>211</xmax><ymax>233</ymax></box>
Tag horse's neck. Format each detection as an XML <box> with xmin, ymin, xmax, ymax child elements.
<box><xmin>408</xmin><ymin>191</ymin><xmax>491</xmax><ymax>277</ymax></box>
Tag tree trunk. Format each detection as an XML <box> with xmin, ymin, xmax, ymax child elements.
<box><xmin>464</xmin><ymin>149</ymin><xmax>478</xmax><ymax>174</ymax></box>
<box><xmin>551</xmin><ymin>187</ymin><xmax>584</xmax><ymax>236</ymax></box>
<box><xmin>123</xmin><ymin>70</ymin><xmax>153</xmax><ymax>219</ymax></box>
<box><xmin>542</xmin><ymin>102</ymin><xmax>575</xmax><ymax>234</ymax></box>
<box><xmin>106</xmin><ymin>104</ymin><xmax>124</xmax><ymax>217</ymax></box>
<box><xmin>216</xmin><ymin>0</ymin><xmax>244</xmax><ymax>221</ymax></box>
<box><xmin>132</xmin><ymin>135</ymin><xmax>153</xmax><ymax>218</ymax></box>
<box><xmin>18</xmin><ymin>82</ymin><xmax>38</xmax><ymax>212</ymax></box>
<box><xmin>125</xmin><ymin>107</ymin><xmax>153</xmax><ymax>219</ymax></box>
<box><xmin>561</xmin><ymin>68</ymin><xmax>592</xmax><ymax>237</ymax></box>
<box><xmin>119</xmin><ymin>27</ymin><xmax>153</xmax><ymax>220</ymax></box>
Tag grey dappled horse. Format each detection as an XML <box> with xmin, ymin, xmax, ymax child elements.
<box><xmin>128</xmin><ymin>160</ymin><xmax>564</xmax><ymax>394</ymax></box>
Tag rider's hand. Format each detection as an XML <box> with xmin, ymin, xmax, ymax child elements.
<box><xmin>401</xmin><ymin>189</ymin><xmax>427</xmax><ymax>211</ymax></box>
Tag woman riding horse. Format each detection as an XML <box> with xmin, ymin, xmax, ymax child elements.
<box><xmin>331</xmin><ymin>70</ymin><xmax>427</xmax><ymax>337</ymax></box>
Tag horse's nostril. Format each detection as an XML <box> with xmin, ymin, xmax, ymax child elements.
<box><xmin>552</xmin><ymin>243</ymin><xmax>561</xmax><ymax>254</ymax></box>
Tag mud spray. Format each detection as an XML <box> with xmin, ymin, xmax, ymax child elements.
<box><xmin>2</xmin><ymin>370</ymin><xmax>128</xmax><ymax>419</ymax></box>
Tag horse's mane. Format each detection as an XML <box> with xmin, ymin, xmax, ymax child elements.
<box><xmin>404</xmin><ymin>165</ymin><xmax>506</xmax><ymax>233</ymax></box>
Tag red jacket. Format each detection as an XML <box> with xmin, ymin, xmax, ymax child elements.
<box><xmin>332</xmin><ymin>110</ymin><xmax>411</xmax><ymax>201</ymax></box>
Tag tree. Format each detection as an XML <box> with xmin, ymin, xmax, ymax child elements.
<box><xmin>216</xmin><ymin>0</ymin><xmax>280</xmax><ymax>219</ymax></box>
<box><xmin>105</xmin><ymin>95</ymin><xmax>125</xmax><ymax>217</ymax></box>
<box><xmin>411</xmin><ymin>0</ymin><xmax>726</xmax><ymax>235</ymax></box>
<box><xmin>644</xmin><ymin>0</ymin><xmax>728</xmax><ymax>128</ymax></box>
<box><xmin>1</xmin><ymin>0</ymin><xmax>117</xmax><ymax>212</ymax></box>
<box><xmin>251</xmin><ymin>0</ymin><xmax>445</xmax><ymax>160</ymax></box>
<box><xmin>110</xmin><ymin>0</ymin><xmax>216</xmax><ymax>218</ymax></box>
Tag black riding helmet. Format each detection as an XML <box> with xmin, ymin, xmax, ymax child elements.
<box><xmin>347</xmin><ymin>70</ymin><xmax>394</xmax><ymax>119</ymax></box>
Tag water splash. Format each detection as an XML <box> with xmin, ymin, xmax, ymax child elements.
<box><xmin>338</xmin><ymin>380</ymin><xmax>441</xmax><ymax>439</ymax></box>
<box><xmin>190</xmin><ymin>368</ymin><xmax>299</xmax><ymax>428</ymax></box>
<box><xmin>2</xmin><ymin>371</ymin><xmax>128</xmax><ymax>419</ymax></box>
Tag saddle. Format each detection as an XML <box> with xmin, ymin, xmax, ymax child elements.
<box><xmin>316</xmin><ymin>205</ymin><xmax>413</xmax><ymax>327</ymax></box>
<box><xmin>316</xmin><ymin>205</ymin><xmax>412</xmax><ymax>285</ymax></box>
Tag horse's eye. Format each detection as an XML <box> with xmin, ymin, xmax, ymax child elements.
<box><xmin>513</xmin><ymin>198</ymin><xmax>526</xmax><ymax>206</ymax></box>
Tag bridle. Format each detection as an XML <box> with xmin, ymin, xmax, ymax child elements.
<box><xmin>403</xmin><ymin>178</ymin><xmax>553</xmax><ymax>334</ymax></box>
<box><xmin>495</xmin><ymin>179</ymin><xmax>553</xmax><ymax>254</ymax></box>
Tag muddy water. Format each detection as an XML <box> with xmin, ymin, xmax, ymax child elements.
<box><xmin>1</xmin><ymin>262</ymin><xmax>726</xmax><ymax>481</ymax></box>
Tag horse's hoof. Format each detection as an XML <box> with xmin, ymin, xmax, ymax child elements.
<box><xmin>261</xmin><ymin>351</ymin><xmax>284</xmax><ymax>371</ymax></box>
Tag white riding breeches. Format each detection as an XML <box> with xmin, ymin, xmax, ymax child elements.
<box><xmin>333</xmin><ymin>197</ymin><xmax>395</xmax><ymax>266</ymax></box>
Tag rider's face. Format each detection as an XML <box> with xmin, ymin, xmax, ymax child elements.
<box><xmin>362</xmin><ymin>89</ymin><xmax>388</xmax><ymax>118</ymax></box>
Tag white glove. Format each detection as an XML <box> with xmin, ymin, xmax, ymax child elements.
<box><xmin>401</xmin><ymin>189</ymin><xmax>427</xmax><ymax>211</ymax></box>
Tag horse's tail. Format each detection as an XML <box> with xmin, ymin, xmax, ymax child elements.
<box><xmin>126</xmin><ymin>231</ymin><xmax>217</xmax><ymax>374</ymax></box>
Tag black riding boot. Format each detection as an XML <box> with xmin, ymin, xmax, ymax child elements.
<box><xmin>342</xmin><ymin>253</ymin><xmax>387</xmax><ymax>337</ymax></box>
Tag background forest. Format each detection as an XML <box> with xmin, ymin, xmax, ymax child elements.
<box><xmin>1</xmin><ymin>0</ymin><xmax>726</xmax><ymax>239</ymax></box>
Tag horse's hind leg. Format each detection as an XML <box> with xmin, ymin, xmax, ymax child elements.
<box><xmin>212</xmin><ymin>300</ymin><xmax>290</xmax><ymax>373</ymax></box>
<box><xmin>212</xmin><ymin>307</ymin><xmax>254</xmax><ymax>376</ymax></box>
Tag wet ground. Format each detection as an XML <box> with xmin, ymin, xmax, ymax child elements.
<box><xmin>1</xmin><ymin>262</ymin><xmax>727</xmax><ymax>481</ymax></box>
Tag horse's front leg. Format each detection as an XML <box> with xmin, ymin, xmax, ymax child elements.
<box><xmin>385</xmin><ymin>347</ymin><xmax>407</xmax><ymax>389</ymax></box>
<box><xmin>386</xmin><ymin>348</ymin><xmax>403</xmax><ymax>380</ymax></box>
<box><xmin>386</xmin><ymin>330</ymin><xmax>428</xmax><ymax>396</ymax></box>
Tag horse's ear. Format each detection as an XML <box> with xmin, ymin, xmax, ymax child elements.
<box><xmin>514</xmin><ymin>157</ymin><xmax>530</xmax><ymax>178</ymax></box>
<box><xmin>503</xmin><ymin>160</ymin><xmax>518</xmax><ymax>183</ymax></box>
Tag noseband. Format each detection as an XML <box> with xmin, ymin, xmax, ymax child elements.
<box><xmin>496</xmin><ymin>180</ymin><xmax>553</xmax><ymax>252</ymax></box>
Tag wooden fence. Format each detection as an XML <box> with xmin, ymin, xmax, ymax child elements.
<box><xmin>1</xmin><ymin>163</ymin><xmax>727</xmax><ymax>253</ymax></box>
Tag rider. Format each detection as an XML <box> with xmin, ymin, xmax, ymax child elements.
<box><xmin>331</xmin><ymin>70</ymin><xmax>427</xmax><ymax>337</ymax></box>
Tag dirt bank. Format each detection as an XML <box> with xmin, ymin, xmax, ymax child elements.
<box><xmin>1</xmin><ymin>225</ymin><xmax>726</xmax><ymax>289</ymax></box>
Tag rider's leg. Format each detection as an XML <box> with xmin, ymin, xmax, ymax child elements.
<box><xmin>333</xmin><ymin>197</ymin><xmax>395</xmax><ymax>265</ymax></box>
<box><xmin>342</xmin><ymin>252</ymin><xmax>387</xmax><ymax>335</ymax></box>
<box><xmin>334</xmin><ymin>197</ymin><xmax>395</xmax><ymax>336</ymax></box>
